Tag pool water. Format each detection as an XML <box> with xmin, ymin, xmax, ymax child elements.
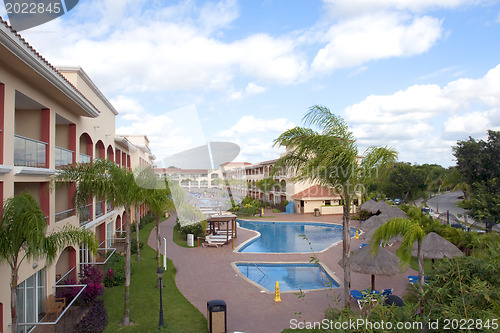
<box><xmin>237</xmin><ymin>220</ymin><xmax>355</xmax><ymax>253</ymax></box>
<box><xmin>235</xmin><ymin>263</ymin><xmax>340</xmax><ymax>292</ymax></box>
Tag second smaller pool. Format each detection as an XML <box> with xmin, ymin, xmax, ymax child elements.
<box><xmin>234</xmin><ymin>262</ymin><xmax>340</xmax><ymax>292</ymax></box>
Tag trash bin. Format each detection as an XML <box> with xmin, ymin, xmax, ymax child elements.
<box><xmin>314</xmin><ymin>208</ymin><xmax>320</xmax><ymax>216</ymax></box>
<box><xmin>187</xmin><ymin>234</ymin><xmax>194</xmax><ymax>247</ymax></box>
<box><xmin>207</xmin><ymin>300</ymin><xmax>227</xmax><ymax>333</ymax></box>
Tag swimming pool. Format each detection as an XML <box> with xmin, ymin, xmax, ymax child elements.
<box><xmin>234</xmin><ymin>262</ymin><xmax>340</xmax><ymax>292</ymax></box>
<box><xmin>237</xmin><ymin>220</ymin><xmax>355</xmax><ymax>253</ymax></box>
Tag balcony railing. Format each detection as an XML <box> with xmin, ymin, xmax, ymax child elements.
<box><xmin>79</xmin><ymin>153</ymin><xmax>91</xmax><ymax>163</ymax></box>
<box><xmin>55</xmin><ymin>146</ymin><xmax>74</xmax><ymax>168</ymax></box>
<box><xmin>55</xmin><ymin>208</ymin><xmax>75</xmax><ymax>222</ymax></box>
<box><xmin>95</xmin><ymin>200</ymin><xmax>104</xmax><ymax>218</ymax></box>
<box><xmin>14</xmin><ymin>134</ymin><xmax>47</xmax><ymax>168</ymax></box>
<box><xmin>79</xmin><ymin>204</ymin><xmax>92</xmax><ymax>226</ymax></box>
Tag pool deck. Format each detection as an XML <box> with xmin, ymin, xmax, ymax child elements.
<box><xmin>150</xmin><ymin>210</ymin><xmax>417</xmax><ymax>333</ymax></box>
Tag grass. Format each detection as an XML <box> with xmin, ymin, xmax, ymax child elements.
<box><xmin>103</xmin><ymin>220</ymin><xmax>207</xmax><ymax>332</ymax></box>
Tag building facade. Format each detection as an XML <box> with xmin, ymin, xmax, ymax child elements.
<box><xmin>0</xmin><ymin>19</ymin><xmax>153</xmax><ymax>333</ymax></box>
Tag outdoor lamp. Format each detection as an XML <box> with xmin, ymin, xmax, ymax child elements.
<box><xmin>157</xmin><ymin>267</ymin><xmax>165</xmax><ymax>327</ymax></box>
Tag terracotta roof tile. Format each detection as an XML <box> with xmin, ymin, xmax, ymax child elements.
<box><xmin>291</xmin><ymin>185</ymin><xmax>339</xmax><ymax>199</ymax></box>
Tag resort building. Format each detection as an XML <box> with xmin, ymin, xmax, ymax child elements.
<box><xmin>157</xmin><ymin>159</ymin><xmax>351</xmax><ymax>214</ymax></box>
<box><xmin>0</xmin><ymin>19</ymin><xmax>152</xmax><ymax>333</ymax></box>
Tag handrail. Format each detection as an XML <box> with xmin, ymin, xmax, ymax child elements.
<box><xmin>247</xmin><ymin>262</ymin><xmax>266</xmax><ymax>277</ymax></box>
<box><xmin>14</xmin><ymin>134</ymin><xmax>48</xmax><ymax>145</ymax></box>
<box><xmin>55</xmin><ymin>146</ymin><xmax>74</xmax><ymax>153</ymax></box>
<box><xmin>55</xmin><ymin>266</ymin><xmax>75</xmax><ymax>285</ymax></box>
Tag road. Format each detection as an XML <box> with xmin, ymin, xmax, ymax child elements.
<box><xmin>427</xmin><ymin>190</ymin><xmax>479</xmax><ymax>227</ymax></box>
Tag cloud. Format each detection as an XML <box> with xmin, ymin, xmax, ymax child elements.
<box><xmin>311</xmin><ymin>13</ymin><xmax>443</xmax><ymax>73</ymax></box>
<box><xmin>229</xmin><ymin>82</ymin><xmax>267</xmax><ymax>100</ymax></box>
<box><xmin>215</xmin><ymin>115</ymin><xmax>295</xmax><ymax>138</ymax></box>
<box><xmin>345</xmin><ymin>64</ymin><xmax>500</xmax><ymax>165</ymax></box>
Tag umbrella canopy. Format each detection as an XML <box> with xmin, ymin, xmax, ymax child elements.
<box><xmin>339</xmin><ymin>245</ymin><xmax>403</xmax><ymax>290</ymax></box>
<box><xmin>367</xmin><ymin>200</ymin><xmax>394</xmax><ymax>215</ymax></box>
<box><xmin>359</xmin><ymin>199</ymin><xmax>377</xmax><ymax>212</ymax></box>
<box><xmin>360</xmin><ymin>215</ymin><xmax>386</xmax><ymax>231</ymax></box>
<box><xmin>412</xmin><ymin>232</ymin><xmax>464</xmax><ymax>259</ymax></box>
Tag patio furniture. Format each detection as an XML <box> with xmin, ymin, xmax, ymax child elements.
<box><xmin>46</xmin><ymin>294</ymin><xmax>65</xmax><ymax>315</ymax></box>
<box><xmin>408</xmin><ymin>275</ymin><xmax>428</xmax><ymax>284</ymax></box>
<box><xmin>381</xmin><ymin>288</ymin><xmax>393</xmax><ymax>296</ymax></box>
<box><xmin>350</xmin><ymin>290</ymin><xmax>368</xmax><ymax>309</ymax></box>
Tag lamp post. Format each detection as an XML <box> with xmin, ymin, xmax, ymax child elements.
<box><xmin>157</xmin><ymin>267</ymin><xmax>165</xmax><ymax>327</ymax></box>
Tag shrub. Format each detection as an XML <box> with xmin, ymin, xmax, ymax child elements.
<box><xmin>140</xmin><ymin>213</ymin><xmax>155</xmax><ymax>225</ymax></box>
<box><xmin>79</xmin><ymin>265</ymin><xmax>104</xmax><ymax>305</ymax></box>
<box><xmin>131</xmin><ymin>238</ymin><xmax>144</xmax><ymax>255</ymax></box>
<box><xmin>103</xmin><ymin>254</ymin><xmax>126</xmax><ymax>287</ymax></box>
<box><xmin>176</xmin><ymin>220</ymin><xmax>207</xmax><ymax>238</ymax></box>
<box><xmin>73</xmin><ymin>299</ymin><xmax>107</xmax><ymax>333</ymax></box>
<box><xmin>272</xmin><ymin>209</ymin><xmax>281</xmax><ymax>213</ymax></box>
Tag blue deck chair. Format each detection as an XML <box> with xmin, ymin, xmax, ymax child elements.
<box><xmin>350</xmin><ymin>290</ymin><xmax>369</xmax><ymax>309</ymax></box>
<box><xmin>359</xmin><ymin>243</ymin><xmax>368</xmax><ymax>248</ymax></box>
<box><xmin>408</xmin><ymin>275</ymin><xmax>428</xmax><ymax>284</ymax></box>
<box><xmin>381</xmin><ymin>288</ymin><xmax>393</xmax><ymax>296</ymax></box>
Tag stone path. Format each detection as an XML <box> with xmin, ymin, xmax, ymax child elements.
<box><xmin>149</xmin><ymin>210</ymin><xmax>416</xmax><ymax>333</ymax></box>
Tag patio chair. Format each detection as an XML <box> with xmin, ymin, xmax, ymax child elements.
<box><xmin>408</xmin><ymin>275</ymin><xmax>428</xmax><ymax>284</ymax></box>
<box><xmin>381</xmin><ymin>288</ymin><xmax>393</xmax><ymax>296</ymax></box>
<box><xmin>350</xmin><ymin>290</ymin><xmax>371</xmax><ymax>309</ymax></box>
<box><xmin>45</xmin><ymin>294</ymin><xmax>65</xmax><ymax>316</ymax></box>
<box><xmin>359</xmin><ymin>243</ymin><xmax>368</xmax><ymax>248</ymax></box>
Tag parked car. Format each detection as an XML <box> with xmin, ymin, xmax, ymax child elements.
<box><xmin>393</xmin><ymin>198</ymin><xmax>404</xmax><ymax>205</ymax></box>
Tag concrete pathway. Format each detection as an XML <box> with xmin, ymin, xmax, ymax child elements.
<box><xmin>149</xmin><ymin>211</ymin><xmax>416</xmax><ymax>333</ymax></box>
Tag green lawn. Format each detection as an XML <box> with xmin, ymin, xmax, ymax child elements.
<box><xmin>103</xmin><ymin>221</ymin><xmax>207</xmax><ymax>332</ymax></box>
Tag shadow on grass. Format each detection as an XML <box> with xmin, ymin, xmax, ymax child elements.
<box><xmin>103</xmin><ymin>220</ymin><xmax>208</xmax><ymax>332</ymax></box>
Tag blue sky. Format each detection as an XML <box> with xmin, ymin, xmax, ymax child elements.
<box><xmin>2</xmin><ymin>0</ymin><xmax>500</xmax><ymax>167</ymax></box>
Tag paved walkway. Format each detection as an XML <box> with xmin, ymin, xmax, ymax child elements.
<box><xmin>149</xmin><ymin>210</ymin><xmax>416</xmax><ymax>333</ymax></box>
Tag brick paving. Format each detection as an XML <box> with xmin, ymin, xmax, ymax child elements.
<box><xmin>149</xmin><ymin>210</ymin><xmax>416</xmax><ymax>333</ymax></box>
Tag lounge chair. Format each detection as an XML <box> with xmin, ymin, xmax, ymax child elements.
<box><xmin>202</xmin><ymin>237</ymin><xmax>226</xmax><ymax>248</ymax></box>
<box><xmin>408</xmin><ymin>275</ymin><xmax>428</xmax><ymax>284</ymax></box>
<box><xmin>381</xmin><ymin>288</ymin><xmax>393</xmax><ymax>296</ymax></box>
<box><xmin>359</xmin><ymin>243</ymin><xmax>368</xmax><ymax>248</ymax></box>
<box><xmin>350</xmin><ymin>290</ymin><xmax>368</xmax><ymax>309</ymax></box>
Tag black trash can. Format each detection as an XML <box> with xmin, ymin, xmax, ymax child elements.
<box><xmin>207</xmin><ymin>300</ymin><xmax>227</xmax><ymax>333</ymax></box>
<box><xmin>314</xmin><ymin>208</ymin><xmax>320</xmax><ymax>216</ymax></box>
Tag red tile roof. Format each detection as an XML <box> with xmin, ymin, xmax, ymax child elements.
<box><xmin>291</xmin><ymin>185</ymin><xmax>339</xmax><ymax>199</ymax></box>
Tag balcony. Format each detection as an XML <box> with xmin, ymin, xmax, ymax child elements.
<box><xmin>55</xmin><ymin>208</ymin><xmax>75</xmax><ymax>222</ymax></box>
<box><xmin>95</xmin><ymin>200</ymin><xmax>104</xmax><ymax>218</ymax></box>
<box><xmin>55</xmin><ymin>146</ymin><xmax>74</xmax><ymax>168</ymax></box>
<box><xmin>14</xmin><ymin>134</ymin><xmax>47</xmax><ymax>168</ymax></box>
<box><xmin>79</xmin><ymin>153</ymin><xmax>91</xmax><ymax>163</ymax></box>
<box><xmin>106</xmin><ymin>201</ymin><xmax>113</xmax><ymax>212</ymax></box>
<box><xmin>78</xmin><ymin>204</ymin><xmax>92</xmax><ymax>226</ymax></box>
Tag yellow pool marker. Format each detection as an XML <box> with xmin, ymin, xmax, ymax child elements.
<box><xmin>274</xmin><ymin>281</ymin><xmax>281</xmax><ymax>302</ymax></box>
<box><xmin>355</xmin><ymin>229</ymin><xmax>359</xmax><ymax>240</ymax></box>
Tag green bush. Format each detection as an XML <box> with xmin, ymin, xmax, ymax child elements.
<box><xmin>103</xmin><ymin>254</ymin><xmax>126</xmax><ymax>287</ymax></box>
<box><xmin>131</xmin><ymin>238</ymin><xmax>144</xmax><ymax>255</ymax></box>
<box><xmin>176</xmin><ymin>220</ymin><xmax>207</xmax><ymax>238</ymax></box>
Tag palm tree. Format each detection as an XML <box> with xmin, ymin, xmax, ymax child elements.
<box><xmin>0</xmin><ymin>193</ymin><xmax>97</xmax><ymax>333</ymax></box>
<box><xmin>256</xmin><ymin>178</ymin><xmax>278</xmax><ymax>204</ymax></box>
<box><xmin>274</xmin><ymin>105</ymin><xmax>397</xmax><ymax>307</ymax></box>
<box><xmin>135</xmin><ymin>167</ymin><xmax>175</xmax><ymax>268</ymax></box>
<box><xmin>370</xmin><ymin>205</ymin><xmax>431</xmax><ymax>314</ymax></box>
<box><xmin>56</xmin><ymin>158</ymin><xmax>141</xmax><ymax>326</ymax></box>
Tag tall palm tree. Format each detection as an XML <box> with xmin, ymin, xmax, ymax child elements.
<box><xmin>370</xmin><ymin>205</ymin><xmax>433</xmax><ymax>314</ymax></box>
<box><xmin>274</xmin><ymin>105</ymin><xmax>397</xmax><ymax>307</ymax></box>
<box><xmin>56</xmin><ymin>158</ymin><xmax>141</xmax><ymax>326</ymax></box>
<box><xmin>135</xmin><ymin>167</ymin><xmax>175</xmax><ymax>268</ymax></box>
<box><xmin>0</xmin><ymin>193</ymin><xmax>97</xmax><ymax>333</ymax></box>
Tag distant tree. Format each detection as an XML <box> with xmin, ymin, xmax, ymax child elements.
<box><xmin>256</xmin><ymin>178</ymin><xmax>278</xmax><ymax>203</ymax></box>
<box><xmin>382</xmin><ymin>162</ymin><xmax>426</xmax><ymax>201</ymax></box>
<box><xmin>453</xmin><ymin>130</ymin><xmax>500</xmax><ymax>228</ymax></box>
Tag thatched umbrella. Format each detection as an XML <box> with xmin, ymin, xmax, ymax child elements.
<box><xmin>367</xmin><ymin>200</ymin><xmax>394</xmax><ymax>215</ymax></box>
<box><xmin>360</xmin><ymin>215</ymin><xmax>386</xmax><ymax>231</ymax></box>
<box><xmin>339</xmin><ymin>245</ymin><xmax>403</xmax><ymax>290</ymax></box>
<box><xmin>412</xmin><ymin>232</ymin><xmax>463</xmax><ymax>260</ymax></box>
<box><xmin>359</xmin><ymin>199</ymin><xmax>377</xmax><ymax>212</ymax></box>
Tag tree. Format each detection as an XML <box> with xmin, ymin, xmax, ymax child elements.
<box><xmin>453</xmin><ymin>130</ymin><xmax>500</xmax><ymax>227</ymax></box>
<box><xmin>382</xmin><ymin>162</ymin><xmax>427</xmax><ymax>201</ymax></box>
<box><xmin>135</xmin><ymin>167</ymin><xmax>175</xmax><ymax>269</ymax></box>
<box><xmin>0</xmin><ymin>193</ymin><xmax>97</xmax><ymax>333</ymax></box>
<box><xmin>256</xmin><ymin>178</ymin><xmax>278</xmax><ymax>204</ymax></box>
<box><xmin>56</xmin><ymin>159</ymin><xmax>141</xmax><ymax>326</ymax></box>
<box><xmin>273</xmin><ymin>105</ymin><xmax>397</xmax><ymax>307</ymax></box>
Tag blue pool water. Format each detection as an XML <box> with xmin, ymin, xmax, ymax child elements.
<box><xmin>237</xmin><ymin>220</ymin><xmax>355</xmax><ymax>253</ymax></box>
<box><xmin>235</xmin><ymin>263</ymin><xmax>340</xmax><ymax>292</ymax></box>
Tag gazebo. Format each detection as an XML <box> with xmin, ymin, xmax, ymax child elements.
<box><xmin>206</xmin><ymin>214</ymin><xmax>238</xmax><ymax>248</ymax></box>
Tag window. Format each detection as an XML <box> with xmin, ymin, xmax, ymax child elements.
<box><xmin>17</xmin><ymin>268</ymin><xmax>46</xmax><ymax>332</ymax></box>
